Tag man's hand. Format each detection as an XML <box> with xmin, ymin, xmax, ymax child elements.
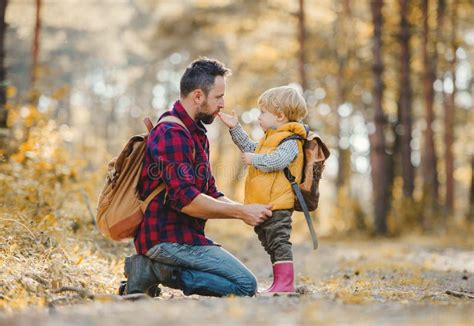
<box><xmin>217</xmin><ymin>110</ymin><xmax>239</xmax><ymax>129</ymax></box>
<box><xmin>238</xmin><ymin>204</ymin><xmax>272</xmax><ymax>226</ymax></box>
<box><xmin>241</xmin><ymin>152</ymin><xmax>255</xmax><ymax>166</ymax></box>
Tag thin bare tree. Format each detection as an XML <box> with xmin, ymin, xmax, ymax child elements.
<box><xmin>31</xmin><ymin>0</ymin><xmax>41</xmax><ymax>89</ymax></box>
<box><xmin>334</xmin><ymin>0</ymin><xmax>353</xmax><ymax>188</ymax></box>
<box><xmin>370</xmin><ymin>0</ymin><xmax>389</xmax><ymax>234</ymax></box>
<box><xmin>297</xmin><ymin>0</ymin><xmax>307</xmax><ymax>91</ymax></box>
<box><xmin>444</xmin><ymin>0</ymin><xmax>457</xmax><ymax>212</ymax></box>
<box><xmin>421</xmin><ymin>0</ymin><xmax>440</xmax><ymax>219</ymax></box>
<box><xmin>398</xmin><ymin>0</ymin><xmax>415</xmax><ymax>198</ymax></box>
<box><xmin>0</xmin><ymin>0</ymin><xmax>8</xmax><ymax>144</ymax></box>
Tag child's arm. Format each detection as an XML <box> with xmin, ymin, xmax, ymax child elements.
<box><xmin>218</xmin><ymin>111</ymin><xmax>257</xmax><ymax>153</ymax></box>
<box><xmin>229</xmin><ymin>123</ymin><xmax>257</xmax><ymax>153</ymax></box>
<box><xmin>242</xmin><ymin>140</ymin><xmax>299</xmax><ymax>172</ymax></box>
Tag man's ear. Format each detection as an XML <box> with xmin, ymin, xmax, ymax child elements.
<box><xmin>191</xmin><ymin>89</ymin><xmax>205</xmax><ymax>105</ymax></box>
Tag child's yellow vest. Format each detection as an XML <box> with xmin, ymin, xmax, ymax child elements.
<box><xmin>245</xmin><ymin>122</ymin><xmax>307</xmax><ymax>210</ymax></box>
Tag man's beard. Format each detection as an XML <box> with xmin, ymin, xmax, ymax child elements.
<box><xmin>195</xmin><ymin>101</ymin><xmax>216</xmax><ymax>125</ymax></box>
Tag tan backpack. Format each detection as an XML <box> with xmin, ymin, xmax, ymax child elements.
<box><xmin>96</xmin><ymin>116</ymin><xmax>189</xmax><ymax>240</ymax></box>
<box><xmin>281</xmin><ymin>128</ymin><xmax>330</xmax><ymax>249</ymax></box>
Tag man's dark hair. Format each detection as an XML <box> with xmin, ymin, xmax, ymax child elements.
<box><xmin>180</xmin><ymin>57</ymin><xmax>231</xmax><ymax>97</ymax></box>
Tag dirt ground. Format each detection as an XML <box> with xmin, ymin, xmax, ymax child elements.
<box><xmin>0</xmin><ymin>233</ymin><xmax>473</xmax><ymax>325</ymax></box>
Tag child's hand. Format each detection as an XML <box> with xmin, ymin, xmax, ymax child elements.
<box><xmin>241</xmin><ymin>152</ymin><xmax>255</xmax><ymax>166</ymax></box>
<box><xmin>217</xmin><ymin>110</ymin><xmax>239</xmax><ymax>129</ymax></box>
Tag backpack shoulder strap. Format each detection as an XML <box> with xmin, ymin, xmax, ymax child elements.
<box><xmin>144</xmin><ymin>115</ymin><xmax>189</xmax><ymax>132</ymax></box>
<box><xmin>279</xmin><ymin>123</ymin><xmax>310</xmax><ymax>144</ymax></box>
<box><xmin>157</xmin><ymin>115</ymin><xmax>188</xmax><ymax>131</ymax></box>
<box><xmin>279</xmin><ymin>134</ymin><xmax>304</xmax><ymax>145</ymax></box>
<box><xmin>283</xmin><ymin>166</ymin><xmax>319</xmax><ymax>250</ymax></box>
<box><xmin>142</xmin><ymin>182</ymin><xmax>166</xmax><ymax>211</ymax></box>
<box><xmin>158</xmin><ymin>116</ymin><xmax>195</xmax><ymax>161</ymax></box>
<box><xmin>141</xmin><ymin>115</ymin><xmax>196</xmax><ymax>208</ymax></box>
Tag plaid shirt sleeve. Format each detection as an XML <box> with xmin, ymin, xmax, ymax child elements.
<box><xmin>206</xmin><ymin>172</ymin><xmax>224</xmax><ymax>199</ymax></box>
<box><xmin>152</xmin><ymin>124</ymin><xmax>202</xmax><ymax>210</ymax></box>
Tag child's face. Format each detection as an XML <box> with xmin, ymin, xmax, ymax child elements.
<box><xmin>258</xmin><ymin>107</ymin><xmax>282</xmax><ymax>131</ymax></box>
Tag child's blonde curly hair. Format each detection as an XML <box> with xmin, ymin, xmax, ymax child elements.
<box><xmin>257</xmin><ymin>86</ymin><xmax>308</xmax><ymax>122</ymax></box>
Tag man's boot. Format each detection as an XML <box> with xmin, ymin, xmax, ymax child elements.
<box><xmin>150</xmin><ymin>260</ymin><xmax>183</xmax><ymax>290</ymax></box>
<box><xmin>150</xmin><ymin>261</ymin><xmax>224</xmax><ymax>297</ymax></box>
<box><xmin>123</xmin><ymin>255</ymin><xmax>161</xmax><ymax>296</ymax></box>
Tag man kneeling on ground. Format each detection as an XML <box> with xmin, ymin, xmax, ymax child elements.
<box><xmin>124</xmin><ymin>57</ymin><xmax>272</xmax><ymax>297</ymax></box>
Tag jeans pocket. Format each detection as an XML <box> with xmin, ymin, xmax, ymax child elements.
<box><xmin>146</xmin><ymin>244</ymin><xmax>175</xmax><ymax>262</ymax></box>
<box><xmin>145</xmin><ymin>245</ymin><xmax>162</xmax><ymax>260</ymax></box>
<box><xmin>149</xmin><ymin>243</ymin><xmax>193</xmax><ymax>266</ymax></box>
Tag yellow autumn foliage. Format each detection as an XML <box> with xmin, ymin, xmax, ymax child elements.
<box><xmin>0</xmin><ymin>110</ymin><xmax>129</xmax><ymax>313</ymax></box>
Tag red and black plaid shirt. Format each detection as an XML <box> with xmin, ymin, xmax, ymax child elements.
<box><xmin>134</xmin><ymin>101</ymin><xmax>223</xmax><ymax>254</ymax></box>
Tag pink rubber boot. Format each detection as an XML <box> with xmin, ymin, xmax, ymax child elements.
<box><xmin>261</xmin><ymin>261</ymin><xmax>296</xmax><ymax>294</ymax></box>
<box><xmin>261</xmin><ymin>277</ymin><xmax>275</xmax><ymax>293</ymax></box>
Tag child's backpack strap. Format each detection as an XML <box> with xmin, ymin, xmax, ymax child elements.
<box><xmin>279</xmin><ymin>134</ymin><xmax>304</xmax><ymax>145</ymax></box>
<box><xmin>279</xmin><ymin>132</ymin><xmax>318</xmax><ymax>250</ymax></box>
<box><xmin>284</xmin><ymin>165</ymin><xmax>319</xmax><ymax>250</ymax></box>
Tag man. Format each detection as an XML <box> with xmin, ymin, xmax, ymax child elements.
<box><xmin>125</xmin><ymin>58</ymin><xmax>272</xmax><ymax>297</ymax></box>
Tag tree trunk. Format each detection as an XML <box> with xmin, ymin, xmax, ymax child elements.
<box><xmin>31</xmin><ymin>0</ymin><xmax>41</xmax><ymax>89</ymax></box>
<box><xmin>0</xmin><ymin>0</ymin><xmax>8</xmax><ymax>154</ymax></box>
<box><xmin>297</xmin><ymin>0</ymin><xmax>307</xmax><ymax>91</ymax></box>
<box><xmin>444</xmin><ymin>0</ymin><xmax>456</xmax><ymax>212</ymax></box>
<box><xmin>105</xmin><ymin>98</ymin><xmax>117</xmax><ymax>154</ymax></box>
<box><xmin>370</xmin><ymin>0</ymin><xmax>389</xmax><ymax>234</ymax></box>
<box><xmin>421</xmin><ymin>0</ymin><xmax>440</xmax><ymax>219</ymax></box>
<box><xmin>0</xmin><ymin>0</ymin><xmax>7</xmax><ymax>129</ymax></box>
<box><xmin>334</xmin><ymin>0</ymin><xmax>352</xmax><ymax>188</ymax></box>
<box><xmin>398</xmin><ymin>0</ymin><xmax>415</xmax><ymax>198</ymax></box>
<box><xmin>335</xmin><ymin>67</ymin><xmax>350</xmax><ymax>188</ymax></box>
<box><xmin>470</xmin><ymin>155</ymin><xmax>474</xmax><ymax>223</ymax></box>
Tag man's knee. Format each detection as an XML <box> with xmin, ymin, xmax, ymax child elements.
<box><xmin>237</xmin><ymin>273</ymin><xmax>257</xmax><ymax>296</ymax></box>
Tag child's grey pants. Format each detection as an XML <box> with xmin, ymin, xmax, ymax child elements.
<box><xmin>254</xmin><ymin>209</ymin><xmax>293</xmax><ymax>263</ymax></box>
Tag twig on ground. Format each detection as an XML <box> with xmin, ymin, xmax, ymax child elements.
<box><xmin>79</xmin><ymin>188</ymin><xmax>96</xmax><ymax>224</ymax></box>
<box><xmin>48</xmin><ymin>295</ymin><xmax>82</xmax><ymax>306</ymax></box>
<box><xmin>53</xmin><ymin>286</ymin><xmax>94</xmax><ymax>299</ymax></box>
<box><xmin>25</xmin><ymin>273</ymin><xmax>50</xmax><ymax>287</ymax></box>
<box><xmin>445</xmin><ymin>290</ymin><xmax>474</xmax><ymax>299</ymax></box>
<box><xmin>0</xmin><ymin>294</ymin><xmax>11</xmax><ymax>301</ymax></box>
<box><xmin>0</xmin><ymin>218</ymin><xmax>36</xmax><ymax>239</ymax></box>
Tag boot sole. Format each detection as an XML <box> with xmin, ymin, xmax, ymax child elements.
<box><xmin>121</xmin><ymin>293</ymin><xmax>152</xmax><ymax>301</ymax></box>
<box><xmin>258</xmin><ymin>292</ymin><xmax>299</xmax><ymax>297</ymax></box>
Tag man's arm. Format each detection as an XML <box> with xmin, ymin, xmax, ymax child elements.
<box><xmin>152</xmin><ymin>124</ymin><xmax>271</xmax><ymax>226</ymax></box>
<box><xmin>216</xmin><ymin>196</ymin><xmax>239</xmax><ymax>205</ymax></box>
<box><xmin>181</xmin><ymin>194</ymin><xmax>272</xmax><ymax>226</ymax></box>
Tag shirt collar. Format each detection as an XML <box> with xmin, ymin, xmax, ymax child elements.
<box><xmin>171</xmin><ymin>100</ymin><xmax>207</xmax><ymax>134</ymax></box>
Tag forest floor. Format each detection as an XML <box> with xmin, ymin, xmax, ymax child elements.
<box><xmin>1</xmin><ymin>220</ymin><xmax>473</xmax><ymax>325</ymax></box>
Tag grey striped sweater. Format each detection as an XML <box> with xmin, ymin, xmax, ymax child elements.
<box><xmin>229</xmin><ymin>124</ymin><xmax>299</xmax><ymax>173</ymax></box>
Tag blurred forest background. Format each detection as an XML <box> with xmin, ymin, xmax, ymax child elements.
<box><xmin>0</xmin><ymin>0</ymin><xmax>473</xmax><ymax>314</ymax></box>
<box><xmin>2</xmin><ymin>0</ymin><xmax>473</xmax><ymax>234</ymax></box>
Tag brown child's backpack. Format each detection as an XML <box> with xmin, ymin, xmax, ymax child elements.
<box><xmin>96</xmin><ymin>116</ymin><xmax>190</xmax><ymax>240</ymax></box>
<box><xmin>281</xmin><ymin>127</ymin><xmax>330</xmax><ymax>250</ymax></box>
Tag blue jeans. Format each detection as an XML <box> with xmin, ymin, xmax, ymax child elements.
<box><xmin>146</xmin><ymin>243</ymin><xmax>257</xmax><ymax>297</ymax></box>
